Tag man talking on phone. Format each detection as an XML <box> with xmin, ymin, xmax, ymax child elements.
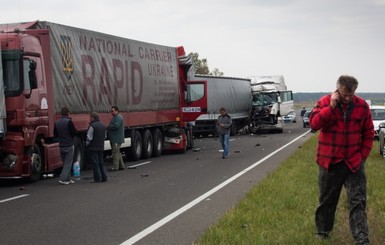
<box><xmin>309</xmin><ymin>75</ymin><xmax>374</xmax><ymax>244</ymax></box>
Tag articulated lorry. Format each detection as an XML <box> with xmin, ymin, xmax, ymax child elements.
<box><xmin>191</xmin><ymin>75</ymin><xmax>251</xmax><ymax>137</ymax></box>
<box><xmin>248</xmin><ymin>75</ymin><xmax>293</xmax><ymax>133</ymax></box>
<box><xmin>0</xmin><ymin>20</ymin><xmax>207</xmax><ymax>181</ymax></box>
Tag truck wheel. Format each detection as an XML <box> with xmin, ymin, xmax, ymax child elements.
<box><xmin>230</xmin><ymin>121</ymin><xmax>238</xmax><ymax>136</ymax></box>
<box><xmin>186</xmin><ymin>128</ymin><xmax>194</xmax><ymax>149</ymax></box>
<box><xmin>152</xmin><ymin>128</ymin><xmax>163</xmax><ymax>157</ymax></box>
<box><xmin>141</xmin><ymin>129</ymin><xmax>153</xmax><ymax>159</ymax></box>
<box><xmin>129</xmin><ymin>130</ymin><xmax>142</xmax><ymax>161</ymax></box>
<box><xmin>29</xmin><ymin>144</ymin><xmax>43</xmax><ymax>182</ymax></box>
<box><xmin>74</xmin><ymin>136</ymin><xmax>86</xmax><ymax>170</ymax></box>
<box><xmin>382</xmin><ymin>140</ymin><xmax>385</xmax><ymax>159</ymax></box>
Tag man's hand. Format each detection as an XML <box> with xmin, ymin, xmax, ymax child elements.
<box><xmin>330</xmin><ymin>90</ymin><xmax>340</xmax><ymax>108</ymax></box>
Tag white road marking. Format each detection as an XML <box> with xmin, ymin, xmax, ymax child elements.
<box><xmin>127</xmin><ymin>161</ymin><xmax>151</xmax><ymax>169</ymax></box>
<box><xmin>121</xmin><ymin>131</ymin><xmax>310</xmax><ymax>244</ymax></box>
<box><xmin>0</xmin><ymin>194</ymin><xmax>30</xmax><ymax>203</ymax></box>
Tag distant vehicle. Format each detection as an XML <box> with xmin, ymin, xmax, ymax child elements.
<box><xmin>302</xmin><ymin>110</ymin><xmax>312</xmax><ymax>128</ymax></box>
<box><xmin>283</xmin><ymin>111</ymin><xmax>297</xmax><ymax>123</ymax></box>
<box><xmin>378</xmin><ymin>122</ymin><xmax>385</xmax><ymax>158</ymax></box>
<box><xmin>191</xmin><ymin>75</ymin><xmax>251</xmax><ymax>137</ymax></box>
<box><xmin>370</xmin><ymin>105</ymin><xmax>385</xmax><ymax>139</ymax></box>
<box><xmin>248</xmin><ymin>75</ymin><xmax>294</xmax><ymax>133</ymax></box>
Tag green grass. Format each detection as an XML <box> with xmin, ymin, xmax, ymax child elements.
<box><xmin>196</xmin><ymin>134</ymin><xmax>385</xmax><ymax>245</ymax></box>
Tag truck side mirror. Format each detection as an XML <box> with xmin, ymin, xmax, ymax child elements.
<box><xmin>29</xmin><ymin>60</ymin><xmax>38</xmax><ymax>89</ymax></box>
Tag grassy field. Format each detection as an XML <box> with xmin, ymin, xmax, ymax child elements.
<box><xmin>196</xmin><ymin>134</ymin><xmax>385</xmax><ymax>245</ymax></box>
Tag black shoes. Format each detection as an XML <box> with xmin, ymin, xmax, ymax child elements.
<box><xmin>109</xmin><ymin>167</ymin><xmax>125</xmax><ymax>171</ymax></box>
<box><xmin>315</xmin><ymin>233</ymin><xmax>329</xmax><ymax>240</ymax></box>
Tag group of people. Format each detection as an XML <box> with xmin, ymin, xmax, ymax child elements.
<box><xmin>53</xmin><ymin>74</ymin><xmax>374</xmax><ymax>244</ymax></box>
<box><xmin>54</xmin><ymin>106</ymin><xmax>125</xmax><ymax>184</ymax></box>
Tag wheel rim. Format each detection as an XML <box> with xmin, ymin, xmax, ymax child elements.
<box><xmin>31</xmin><ymin>152</ymin><xmax>42</xmax><ymax>174</ymax></box>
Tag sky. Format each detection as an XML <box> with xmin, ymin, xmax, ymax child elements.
<box><xmin>2</xmin><ymin>0</ymin><xmax>385</xmax><ymax>93</ymax></box>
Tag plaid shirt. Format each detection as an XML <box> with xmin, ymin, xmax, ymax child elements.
<box><xmin>309</xmin><ymin>94</ymin><xmax>374</xmax><ymax>172</ymax></box>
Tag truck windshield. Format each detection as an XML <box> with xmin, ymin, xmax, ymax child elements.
<box><xmin>2</xmin><ymin>50</ymin><xmax>22</xmax><ymax>97</ymax></box>
<box><xmin>252</xmin><ymin>93</ymin><xmax>278</xmax><ymax>106</ymax></box>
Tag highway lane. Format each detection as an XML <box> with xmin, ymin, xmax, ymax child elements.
<box><xmin>0</xmin><ymin>122</ymin><xmax>312</xmax><ymax>245</ymax></box>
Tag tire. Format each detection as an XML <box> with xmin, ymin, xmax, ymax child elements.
<box><xmin>230</xmin><ymin>121</ymin><xmax>238</xmax><ymax>136</ymax></box>
<box><xmin>186</xmin><ymin>128</ymin><xmax>194</xmax><ymax>149</ymax></box>
<box><xmin>382</xmin><ymin>144</ymin><xmax>385</xmax><ymax>158</ymax></box>
<box><xmin>74</xmin><ymin>136</ymin><xmax>86</xmax><ymax>170</ymax></box>
<box><xmin>141</xmin><ymin>129</ymin><xmax>153</xmax><ymax>159</ymax></box>
<box><xmin>381</xmin><ymin>138</ymin><xmax>385</xmax><ymax>159</ymax></box>
<box><xmin>152</xmin><ymin>128</ymin><xmax>163</xmax><ymax>157</ymax></box>
<box><xmin>129</xmin><ymin>130</ymin><xmax>142</xmax><ymax>161</ymax></box>
<box><xmin>29</xmin><ymin>144</ymin><xmax>43</xmax><ymax>182</ymax></box>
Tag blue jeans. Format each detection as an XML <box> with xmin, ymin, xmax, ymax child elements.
<box><xmin>59</xmin><ymin>145</ymin><xmax>74</xmax><ymax>181</ymax></box>
<box><xmin>88</xmin><ymin>150</ymin><xmax>107</xmax><ymax>182</ymax></box>
<box><xmin>219</xmin><ymin>132</ymin><xmax>230</xmax><ymax>157</ymax></box>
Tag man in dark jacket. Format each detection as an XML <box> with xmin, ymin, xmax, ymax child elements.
<box><xmin>54</xmin><ymin>107</ymin><xmax>77</xmax><ymax>185</ymax></box>
<box><xmin>86</xmin><ymin>112</ymin><xmax>107</xmax><ymax>183</ymax></box>
<box><xmin>107</xmin><ymin>106</ymin><xmax>125</xmax><ymax>171</ymax></box>
<box><xmin>310</xmin><ymin>75</ymin><xmax>374</xmax><ymax>244</ymax></box>
<box><xmin>216</xmin><ymin>107</ymin><xmax>232</xmax><ymax>159</ymax></box>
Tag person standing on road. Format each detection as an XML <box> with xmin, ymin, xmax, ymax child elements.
<box><xmin>107</xmin><ymin>105</ymin><xmax>125</xmax><ymax>171</ymax></box>
<box><xmin>54</xmin><ymin>107</ymin><xmax>77</xmax><ymax>185</ymax></box>
<box><xmin>309</xmin><ymin>75</ymin><xmax>374</xmax><ymax>244</ymax></box>
<box><xmin>216</xmin><ymin>107</ymin><xmax>232</xmax><ymax>159</ymax></box>
<box><xmin>300</xmin><ymin>106</ymin><xmax>307</xmax><ymax>117</ymax></box>
<box><xmin>86</xmin><ymin>112</ymin><xmax>108</xmax><ymax>183</ymax></box>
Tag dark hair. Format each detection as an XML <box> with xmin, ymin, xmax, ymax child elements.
<box><xmin>90</xmin><ymin>112</ymin><xmax>99</xmax><ymax>120</ymax></box>
<box><xmin>61</xmin><ymin>107</ymin><xmax>69</xmax><ymax>116</ymax></box>
<box><xmin>111</xmin><ymin>105</ymin><xmax>119</xmax><ymax>112</ymax></box>
<box><xmin>337</xmin><ymin>75</ymin><xmax>358</xmax><ymax>93</ymax></box>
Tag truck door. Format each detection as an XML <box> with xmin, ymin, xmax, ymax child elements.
<box><xmin>182</xmin><ymin>80</ymin><xmax>207</xmax><ymax>122</ymax></box>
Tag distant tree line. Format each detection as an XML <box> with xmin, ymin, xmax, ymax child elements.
<box><xmin>294</xmin><ymin>92</ymin><xmax>385</xmax><ymax>105</ymax></box>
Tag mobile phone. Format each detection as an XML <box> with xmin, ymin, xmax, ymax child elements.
<box><xmin>335</xmin><ymin>89</ymin><xmax>342</xmax><ymax>103</ymax></box>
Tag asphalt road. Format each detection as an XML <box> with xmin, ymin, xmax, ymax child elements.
<box><xmin>0</xmin><ymin>122</ymin><xmax>312</xmax><ymax>245</ymax></box>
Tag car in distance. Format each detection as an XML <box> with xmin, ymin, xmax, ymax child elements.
<box><xmin>283</xmin><ymin>111</ymin><xmax>297</xmax><ymax>123</ymax></box>
<box><xmin>302</xmin><ymin>110</ymin><xmax>311</xmax><ymax>128</ymax></box>
<box><xmin>370</xmin><ymin>105</ymin><xmax>385</xmax><ymax>139</ymax></box>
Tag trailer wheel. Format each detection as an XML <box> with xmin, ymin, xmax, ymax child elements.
<box><xmin>152</xmin><ymin>128</ymin><xmax>163</xmax><ymax>157</ymax></box>
<box><xmin>129</xmin><ymin>130</ymin><xmax>142</xmax><ymax>161</ymax></box>
<box><xmin>29</xmin><ymin>144</ymin><xmax>43</xmax><ymax>182</ymax></box>
<box><xmin>186</xmin><ymin>128</ymin><xmax>193</xmax><ymax>149</ymax></box>
<box><xmin>230</xmin><ymin>121</ymin><xmax>238</xmax><ymax>136</ymax></box>
<box><xmin>74</xmin><ymin>136</ymin><xmax>86</xmax><ymax>170</ymax></box>
<box><xmin>141</xmin><ymin>129</ymin><xmax>153</xmax><ymax>159</ymax></box>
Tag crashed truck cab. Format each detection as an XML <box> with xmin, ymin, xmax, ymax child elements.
<box><xmin>248</xmin><ymin>75</ymin><xmax>293</xmax><ymax>133</ymax></box>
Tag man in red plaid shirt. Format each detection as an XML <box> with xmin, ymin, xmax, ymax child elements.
<box><xmin>310</xmin><ymin>75</ymin><xmax>374</xmax><ymax>245</ymax></box>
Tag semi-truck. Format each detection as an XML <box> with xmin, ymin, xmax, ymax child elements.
<box><xmin>0</xmin><ymin>20</ymin><xmax>207</xmax><ymax>181</ymax></box>
<box><xmin>191</xmin><ymin>75</ymin><xmax>251</xmax><ymax>137</ymax></box>
<box><xmin>248</xmin><ymin>75</ymin><xmax>293</xmax><ymax>133</ymax></box>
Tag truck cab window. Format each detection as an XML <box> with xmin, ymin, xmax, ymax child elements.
<box><xmin>23</xmin><ymin>59</ymin><xmax>32</xmax><ymax>91</ymax></box>
<box><xmin>2</xmin><ymin>50</ymin><xmax>22</xmax><ymax>97</ymax></box>
<box><xmin>187</xmin><ymin>83</ymin><xmax>204</xmax><ymax>102</ymax></box>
